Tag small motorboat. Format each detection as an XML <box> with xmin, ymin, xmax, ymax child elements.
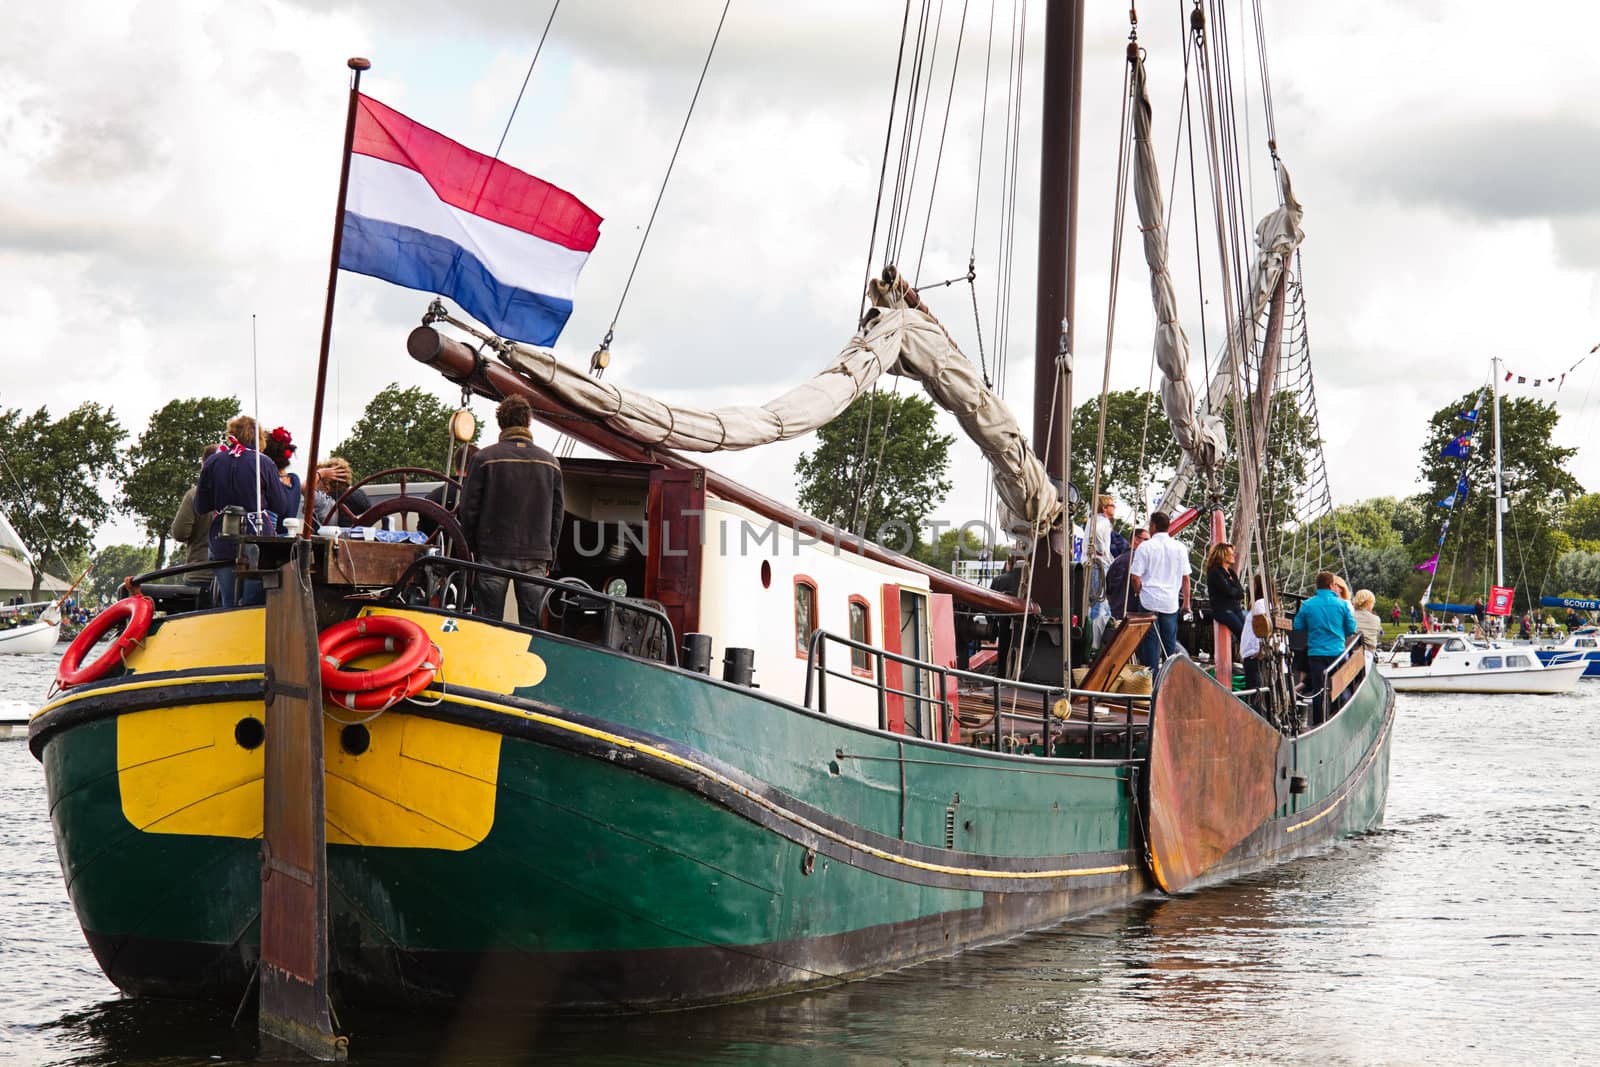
<box><xmin>1377</xmin><ymin>633</ymin><xmax>1586</xmax><ymax>694</ymax></box>
<box><xmin>1534</xmin><ymin>627</ymin><xmax>1600</xmax><ymax>678</ymax></box>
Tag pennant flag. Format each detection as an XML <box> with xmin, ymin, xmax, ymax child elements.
<box><xmin>1456</xmin><ymin>475</ymin><xmax>1470</xmax><ymax>501</ymax></box>
<box><xmin>1415</xmin><ymin>554</ymin><xmax>1440</xmax><ymax>574</ymax></box>
<box><xmin>1457</xmin><ymin>408</ymin><xmax>1478</xmax><ymax>422</ymax></box>
<box><xmin>1487</xmin><ymin>585</ymin><xmax>1514</xmax><ymax>616</ymax></box>
<box><xmin>1441</xmin><ymin>434</ymin><xmax>1473</xmax><ymax>459</ymax></box>
<box><xmin>1534</xmin><ymin>378</ymin><xmax>1542</xmax><ymax>387</ymax></box>
<box><xmin>1438</xmin><ymin>493</ymin><xmax>1456</xmax><ymax>508</ymax></box>
<box><xmin>1560</xmin><ymin>373</ymin><xmax>1567</xmax><ymax>389</ymax></box>
<box><xmin>1505</xmin><ymin>371</ymin><xmax>1512</xmax><ymax>381</ymax></box>
<box><xmin>338</xmin><ymin>94</ymin><xmax>603</xmax><ymax>346</ymax></box>
<box><xmin>1517</xmin><ymin>375</ymin><xmax>1526</xmax><ymax>384</ymax></box>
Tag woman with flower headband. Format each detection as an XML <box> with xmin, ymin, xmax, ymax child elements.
<box><xmin>260</xmin><ymin>425</ymin><xmax>305</xmax><ymax>524</ymax></box>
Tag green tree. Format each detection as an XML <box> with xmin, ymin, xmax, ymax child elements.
<box><xmin>909</xmin><ymin>523</ymin><xmax>990</xmax><ymax>573</ymax></box>
<box><xmin>795</xmin><ymin>390</ymin><xmax>953</xmax><ymax>552</ymax></box>
<box><xmin>1415</xmin><ymin>392</ymin><xmax>1581</xmax><ymax>611</ymax></box>
<box><xmin>0</xmin><ymin>402</ymin><xmax>127</xmax><ymax>593</ymax></box>
<box><xmin>1560</xmin><ymin>492</ymin><xmax>1600</xmax><ymax>543</ymax></box>
<box><xmin>1070</xmin><ymin>389</ymin><xmax>1176</xmax><ymax>512</ymax></box>
<box><xmin>332</xmin><ymin>383</ymin><xmax>471</xmax><ymax>484</ymax></box>
<box><xmin>84</xmin><ymin>544</ymin><xmax>158</xmax><ymax>604</ymax></box>
<box><xmin>120</xmin><ymin>396</ymin><xmax>240</xmax><ymax>565</ymax></box>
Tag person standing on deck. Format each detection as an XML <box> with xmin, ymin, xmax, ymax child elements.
<box><xmin>1351</xmin><ymin>590</ymin><xmax>1383</xmax><ymax>654</ymax></box>
<box><xmin>460</xmin><ymin>395</ymin><xmax>565</xmax><ymax>627</ymax></box>
<box><xmin>194</xmin><ymin>415</ymin><xmax>282</xmax><ymax>608</ymax></box>
<box><xmin>1105</xmin><ymin>528</ymin><xmax>1149</xmax><ymax>623</ymax></box>
<box><xmin>1129</xmin><ymin>511</ymin><xmax>1190</xmax><ymax>668</ymax></box>
<box><xmin>1293</xmin><ymin>571</ymin><xmax>1357</xmax><ymax>725</ymax></box>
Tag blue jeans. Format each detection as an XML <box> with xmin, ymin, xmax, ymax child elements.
<box><xmin>1139</xmin><ymin>610</ymin><xmax>1182</xmax><ymax>667</ymax></box>
<box><xmin>212</xmin><ymin>564</ymin><xmax>263</xmax><ymax>608</ymax></box>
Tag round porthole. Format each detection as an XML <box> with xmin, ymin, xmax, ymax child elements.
<box><xmin>340</xmin><ymin>723</ymin><xmax>371</xmax><ymax>756</ymax></box>
<box><xmin>234</xmin><ymin>717</ymin><xmax>265</xmax><ymax>750</ymax></box>
<box><xmin>760</xmin><ymin>560</ymin><xmax>772</xmax><ymax>588</ymax></box>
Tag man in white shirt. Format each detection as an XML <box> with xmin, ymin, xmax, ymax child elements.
<box><xmin>1129</xmin><ymin>510</ymin><xmax>1191</xmax><ymax>667</ymax></box>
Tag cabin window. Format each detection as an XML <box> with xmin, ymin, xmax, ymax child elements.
<box><xmin>1446</xmin><ymin>639</ymin><xmax>1466</xmax><ymax>652</ymax></box>
<box><xmin>1479</xmin><ymin>656</ymin><xmax>1502</xmax><ymax>670</ymax></box>
<box><xmin>848</xmin><ymin>596</ymin><xmax>872</xmax><ymax>675</ymax></box>
<box><xmin>794</xmin><ymin>577</ymin><xmax>817</xmax><ymax>658</ymax></box>
<box><xmin>1577</xmin><ymin>639</ymin><xmax>1595</xmax><ymax>649</ymax></box>
<box><xmin>1507</xmin><ymin>655</ymin><xmax>1530</xmax><ymax>668</ymax></box>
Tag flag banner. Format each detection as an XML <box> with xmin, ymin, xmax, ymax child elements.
<box><xmin>1541</xmin><ymin>595</ymin><xmax>1600</xmax><ymax>611</ymax></box>
<box><xmin>1457</xmin><ymin>408</ymin><xmax>1478</xmax><ymax>422</ymax></box>
<box><xmin>339</xmin><ymin>94</ymin><xmax>602</xmax><ymax>346</ymax></box>
<box><xmin>1441</xmin><ymin>434</ymin><xmax>1472</xmax><ymax>459</ymax></box>
<box><xmin>1415</xmin><ymin>554</ymin><xmax>1439</xmax><ymax>574</ymax></box>
<box><xmin>1517</xmin><ymin>375</ymin><xmax>1526</xmax><ymax>384</ymax></box>
<box><xmin>1438</xmin><ymin>494</ymin><xmax>1455</xmax><ymax>508</ymax></box>
<box><xmin>1487</xmin><ymin>585</ymin><xmax>1514</xmax><ymax>616</ymax></box>
<box><xmin>1457</xmin><ymin>475</ymin><xmax>1470</xmax><ymax>498</ymax></box>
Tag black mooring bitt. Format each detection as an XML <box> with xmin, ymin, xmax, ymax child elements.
<box><xmin>258</xmin><ymin>552</ymin><xmax>346</xmax><ymax>1060</ymax></box>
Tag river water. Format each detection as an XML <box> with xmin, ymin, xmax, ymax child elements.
<box><xmin>2</xmin><ymin>647</ymin><xmax>1595</xmax><ymax>1066</ymax></box>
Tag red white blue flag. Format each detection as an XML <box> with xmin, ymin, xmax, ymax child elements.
<box><xmin>339</xmin><ymin>94</ymin><xmax>602</xmax><ymax>346</ymax></box>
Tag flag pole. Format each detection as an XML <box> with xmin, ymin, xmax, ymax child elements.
<box><xmin>301</xmin><ymin>57</ymin><xmax>370</xmax><ymax>530</ymax></box>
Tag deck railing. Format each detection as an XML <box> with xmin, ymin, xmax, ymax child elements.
<box><xmin>802</xmin><ymin>628</ymin><xmax>1148</xmax><ymax>758</ymax></box>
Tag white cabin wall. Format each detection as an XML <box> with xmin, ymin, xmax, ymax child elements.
<box><xmin>694</xmin><ymin>497</ymin><xmax>929</xmax><ymax>728</ymax></box>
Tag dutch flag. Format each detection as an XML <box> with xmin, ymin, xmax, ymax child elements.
<box><xmin>339</xmin><ymin>94</ymin><xmax>602</xmax><ymax>347</ymax></box>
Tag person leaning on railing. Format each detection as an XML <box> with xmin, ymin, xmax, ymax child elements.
<box><xmin>1293</xmin><ymin>571</ymin><xmax>1357</xmax><ymax>724</ymax></box>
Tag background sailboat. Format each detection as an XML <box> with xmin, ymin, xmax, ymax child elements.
<box><xmin>0</xmin><ymin>511</ymin><xmax>66</xmax><ymax>655</ymax></box>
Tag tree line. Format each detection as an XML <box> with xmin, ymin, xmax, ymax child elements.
<box><xmin>0</xmin><ymin>384</ymin><xmax>466</xmax><ymax>594</ymax></box>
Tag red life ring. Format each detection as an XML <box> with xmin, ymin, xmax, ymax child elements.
<box><xmin>56</xmin><ymin>596</ymin><xmax>154</xmax><ymax>689</ymax></box>
<box><xmin>317</xmin><ymin>615</ymin><xmax>431</xmax><ymax>693</ymax></box>
<box><xmin>324</xmin><ymin>643</ymin><xmax>441</xmax><ymax>711</ymax></box>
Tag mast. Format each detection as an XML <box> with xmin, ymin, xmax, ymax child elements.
<box><xmin>1032</xmin><ymin>0</ymin><xmax>1084</xmax><ymax>638</ymax></box>
<box><xmin>1493</xmin><ymin>356</ymin><xmax>1505</xmax><ymax>589</ymax></box>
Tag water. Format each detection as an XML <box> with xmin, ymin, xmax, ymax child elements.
<box><xmin>2</xmin><ymin>648</ymin><xmax>1596</xmax><ymax>1066</ymax></box>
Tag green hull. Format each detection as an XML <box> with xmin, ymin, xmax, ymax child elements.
<box><xmin>31</xmin><ymin>607</ymin><xmax>1391</xmax><ymax>1011</ymax></box>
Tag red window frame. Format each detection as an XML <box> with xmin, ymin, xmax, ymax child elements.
<box><xmin>848</xmin><ymin>595</ymin><xmax>873</xmax><ymax>676</ymax></box>
<box><xmin>793</xmin><ymin>575</ymin><xmax>819</xmax><ymax>659</ymax></box>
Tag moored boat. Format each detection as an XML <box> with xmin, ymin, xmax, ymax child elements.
<box><xmin>1533</xmin><ymin>627</ymin><xmax>1600</xmax><ymax>678</ymax></box>
<box><xmin>1377</xmin><ymin>633</ymin><xmax>1585</xmax><ymax>694</ymax></box>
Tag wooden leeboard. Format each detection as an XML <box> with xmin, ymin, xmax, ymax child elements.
<box><xmin>260</xmin><ymin>553</ymin><xmax>346</xmax><ymax>1059</ymax></box>
<box><xmin>1145</xmin><ymin>655</ymin><xmax>1283</xmax><ymax>894</ymax></box>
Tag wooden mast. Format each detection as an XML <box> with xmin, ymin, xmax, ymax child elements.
<box><xmin>1032</xmin><ymin>0</ymin><xmax>1084</xmax><ymax>673</ymax></box>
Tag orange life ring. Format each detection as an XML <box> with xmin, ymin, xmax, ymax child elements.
<box><xmin>318</xmin><ymin>615</ymin><xmax>431</xmax><ymax>692</ymax></box>
<box><xmin>56</xmin><ymin>596</ymin><xmax>154</xmax><ymax>689</ymax></box>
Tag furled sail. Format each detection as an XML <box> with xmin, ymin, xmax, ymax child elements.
<box><xmin>1130</xmin><ymin>54</ymin><xmax>1228</xmax><ymax>481</ymax></box>
<box><xmin>1154</xmin><ymin>149</ymin><xmax>1305</xmax><ymax>513</ymax></box>
<box><xmin>448</xmin><ymin>272</ymin><xmax>1062</xmax><ymax>535</ymax></box>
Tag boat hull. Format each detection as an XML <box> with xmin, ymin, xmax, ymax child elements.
<box><xmin>0</xmin><ymin>620</ymin><xmax>58</xmax><ymax>655</ymax></box>
<box><xmin>1378</xmin><ymin>660</ymin><xmax>1585</xmax><ymax>694</ymax></box>
<box><xmin>1534</xmin><ymin>648</ymin><xmax>1600</xmax><ymax>677</ymax></box>
<box><xmin>31</xmin><ymin>607</ymin><xmax>1149</xmax><ymax>1011</ymax></box>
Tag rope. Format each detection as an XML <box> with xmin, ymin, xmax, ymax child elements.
<box><xmin>474</xmin><ymin>1</ymin><xmax>563</xmax><ymax>211</ymax></box>
<box><xmin>912</xmin><ymin>0</ymin><xmax>974</xmax><ymax>283</ymax></box>
<box><xmin>594</xmin><ymin>0</ymin><xmax>733</xmax><ymax>364</ymax></box>
<box><xmin>858</xmin><ymin>0</ymin><xmax>919</xmax><ymax>326</ymax></box>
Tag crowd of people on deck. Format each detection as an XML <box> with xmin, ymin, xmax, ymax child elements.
<box><xmin>170</xmin><ymin>414</ymin><xmax>379</xmax><ymax>608</ymax></box>
<box><xmin>169</xmin><ymin>399</ymin><xmax>564</xmax><ymax>619</ymax></box>
<box><xmin>999</xmin><ymin>495</ymin><xmax>1402</xmax><ymax>722</ymax></box>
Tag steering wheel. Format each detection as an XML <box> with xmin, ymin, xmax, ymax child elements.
<box><xmin>327</xmin><ymin>466</ymin><xmax>471</xmax><ymax>561</ymax></box>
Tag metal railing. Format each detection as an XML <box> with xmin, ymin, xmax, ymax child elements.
<box><xmin>393</xmin><ymin>555</ymin><xmax>678</xmax><ymax>666</ymax></box>
<box><xmin>802</xmin><ymin>629</ymin><xmax>1149</xmax><ymax>758</ymax></box>
<box><xmin>1309</xmin><ymin>635</ymin><xmax>1366</xmax><ymax>723</ymax></box>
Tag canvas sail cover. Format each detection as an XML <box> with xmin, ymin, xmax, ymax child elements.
<box><xmin>450</xmin><ymin>274</ymin><xmax>1062</xmax><ymax>535</ymax></box>
<box><xmin>1131</xmin><ymin>55</ymin><xmax>1228</xmax><ymax>479</ymax></box>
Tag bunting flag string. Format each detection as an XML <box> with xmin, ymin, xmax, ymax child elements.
<box><xmin>1498</xmin><ymin>345</ymin><xmax>1595</xmax><ymax>391</ymax></box>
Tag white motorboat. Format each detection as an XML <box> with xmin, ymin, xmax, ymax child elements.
<box><xmin>1377</xmin><ymin>633</ymin><xmax>1586</xmax><ymax>694</ymax></box>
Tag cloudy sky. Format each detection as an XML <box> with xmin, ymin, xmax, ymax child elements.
<box><xmin>3</xmin><ymin>0</ymin><xmax>1598</xmax><ymax>548</ymax></box>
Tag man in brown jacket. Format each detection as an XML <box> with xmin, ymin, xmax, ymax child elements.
<box><xmin>460</xmin><ymin>395</ymin><xmax>565</xmax><ymax>625</ymax></box>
